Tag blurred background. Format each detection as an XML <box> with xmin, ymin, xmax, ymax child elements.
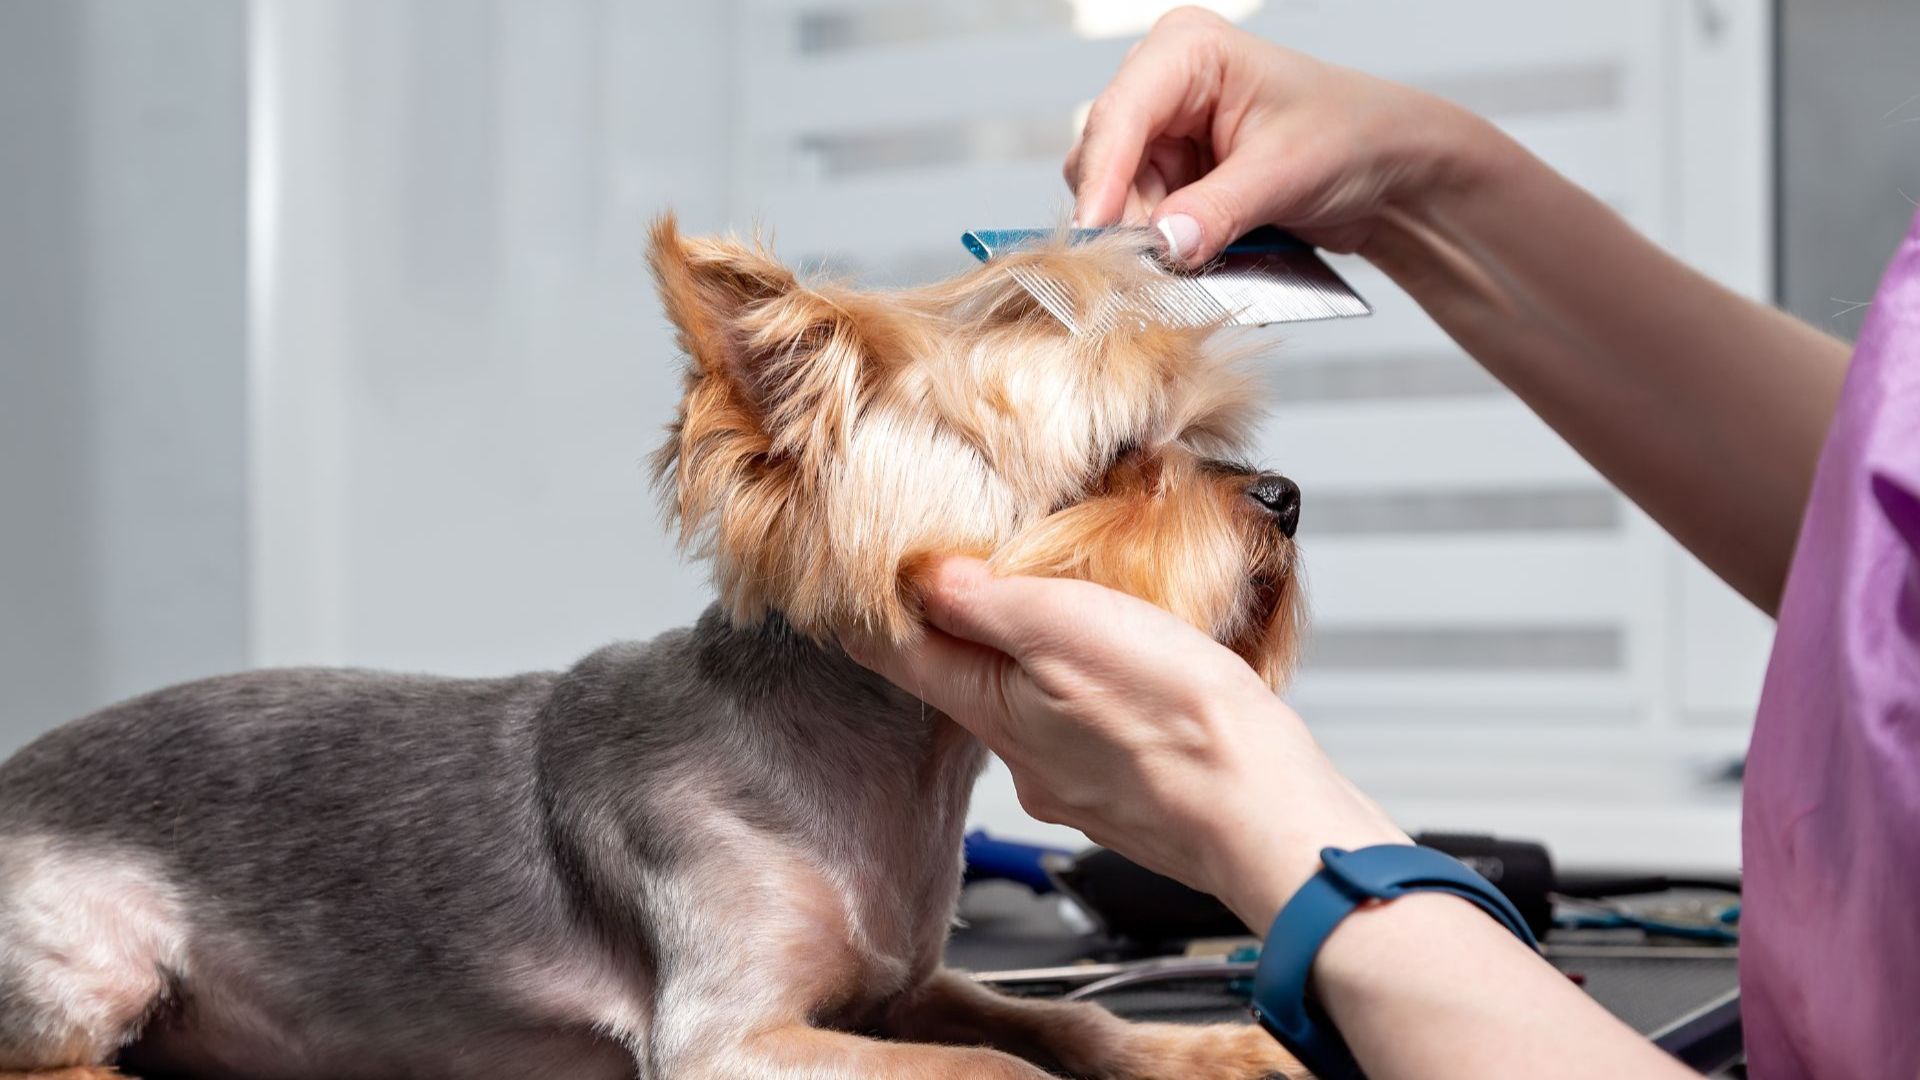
<box><xmin>2</xmin><ymin>0</ymin><xmax>1914</xmax><ymax>873</ymax></box>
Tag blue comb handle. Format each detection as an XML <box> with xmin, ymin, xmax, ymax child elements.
<box><xmin>962</xmin><ymin>225</ymin><xmax>1311</xmax><ymax>262</ymax></box>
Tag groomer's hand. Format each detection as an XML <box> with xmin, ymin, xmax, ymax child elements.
<box><xmin>846</xmin><ymin>556</ymin><xmax>1405</xmax><ymax>929</ymax></box>
<box><xmin>856</xmin><ymin>560</ymin><xmax>1695</xmax><ymax>1080</ymax></box>
<box><xmin>1065</xmin><ymin>6</ymin><xmax>1491</xmax><ymax>263</ymax></box>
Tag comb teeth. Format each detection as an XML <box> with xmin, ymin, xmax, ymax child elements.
<box><xmin>1011</xmin><ymin>253</ymin><xmax>1367</xmax><ymax>336</ymax></box>
<box><xmin>1185</xmin><ymin>249</ymin><xmax>1371</xmax><ymax>324</ymax></box>
<box><xmin>1004</xmin><ymin>264</ymin><xmax>1089</xmax><ymax>335</ymax></box>
<box><xmin>967</xmin><ymin>227</ymin><xmax>1370</xmax><ymax>334</ymax></box>
<box><xmin>1132</xmin><ymin>254</ymin><xmax>1235</xmax><ymax>329</ymax></box>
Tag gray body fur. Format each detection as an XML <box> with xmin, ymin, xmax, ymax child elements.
<box><xmin>0</xmin><ymin>607</ymin><xmax>986</xmax><ymax>1079</ymax></box>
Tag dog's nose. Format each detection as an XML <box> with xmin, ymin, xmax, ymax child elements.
<box><xmin>1247</xmin><ymin>473</ymin><xmax>1301</xmax><ymax>537</ymax></box>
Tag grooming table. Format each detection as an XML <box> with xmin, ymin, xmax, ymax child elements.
<box><xmin>948</xmin><ymin>882</ymin><xmax>1743</xmax><ymax>1075</ymax></box>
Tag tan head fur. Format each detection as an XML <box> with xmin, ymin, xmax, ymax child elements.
<box><xmin>648</xmin><ymin>216</ymin><xmax>1306</xmax><ymax>688</ymax></box>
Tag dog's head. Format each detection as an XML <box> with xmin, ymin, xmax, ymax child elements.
<box><xmin>648</xmin><ymin>216</ymin><xmax>1305</xmax><ymax>687</ymax></box>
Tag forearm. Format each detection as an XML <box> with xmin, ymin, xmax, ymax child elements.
<box><xmin>1194</xmin><ymin>705</ymin><xmax>1694</xmax><ymax>1079</ymax></box>
<box><xmin>1205</xmin><ymin>815</ymin><xmax>1690</xmax><ymax>1075</ymax></box>
<box><xmin>1310</xmin><ymin>893</ymin><xmax>1694</xmax><ymax>1080</ymax></box>
<box><xmin>1365</xmin><ymin>118</ymin><xmax>1850</xmax><ymax>613</ymax></box>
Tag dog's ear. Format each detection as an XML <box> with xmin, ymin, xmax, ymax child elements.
<box><xmin>650</xmin><ymin>215</ymin><xmax>890</xmax><ymax>628</ymax></box>
<box><xmin>649</xmin><ymin>215</ymin><xmax>798</xmax><ymax>384</ymax></box>
<box><xmin>648</xmin><ymin>215</ymin><xmax>875</xmax><ymax>466</ymax></box>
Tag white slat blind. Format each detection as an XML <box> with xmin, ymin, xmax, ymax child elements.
<box><xmin>731</xmin><ymin>0</ymin><xmax>1776</xmax><ymax>870</ymax></box>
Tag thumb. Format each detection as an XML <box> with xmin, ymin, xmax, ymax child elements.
<box><xmin>916</xmin><ymin>556</ymin><xmax>1082</xmax><ymax>661</ymax></box>
<box><xmin>842</xmin><ymin>623</ymin><xmax>1017</xmax><ymax>745</ymax></box>
<box><xmin>1149</xmin><ymin>147</ymin><xmax>1298</xmax><ymax>267</ymax></box>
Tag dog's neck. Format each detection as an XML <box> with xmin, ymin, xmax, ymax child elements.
<box><xmin>672</xmin><ymin>606</ymin><xmax>987</xmax><ymax>991</ymax></box>
<box><xmin>685</xmin><ymin>605</ymin><xmax>965</xmax><ymax>744</ymax></box>
<box><xmin>688</xmin><ymin>607</ymin><xmax>885</xmax><ymax>703</ymax></box>
<box><xmin>681</xmin><ymin>604</ymin><xmax>989</xmax><ymax>841</ymax></box>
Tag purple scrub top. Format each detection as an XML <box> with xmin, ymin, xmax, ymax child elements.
<box><xmin>1743</xmin><ymin>208</ymin><xmax>1920</xmax><ymax>1077</ymax></box>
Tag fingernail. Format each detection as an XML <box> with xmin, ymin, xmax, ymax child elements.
<box><xmin>1155</xmin><ymin>213</ymin><xmax>1201</xmax><ymax>262</ymax></box>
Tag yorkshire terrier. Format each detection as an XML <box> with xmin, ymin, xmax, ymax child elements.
<box><xmin>0</xmin><ymin>217</ymin><xmax>1307</xmax><ymax>1080</ymax></box>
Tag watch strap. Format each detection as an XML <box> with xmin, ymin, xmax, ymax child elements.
<box><xmin>1249</xmin><ymin>844</ymin><xmax>1539</xmax><ymax>1079</ymax></box>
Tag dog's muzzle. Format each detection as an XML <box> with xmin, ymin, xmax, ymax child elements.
<box><xmin>1247</xmin><ymin>473</ymin><xmax>1301</xmax><ymax>538</ymax></box>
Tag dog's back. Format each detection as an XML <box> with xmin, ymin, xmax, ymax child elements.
<box><xmin>1</xmin><ymin>666</ymin><xmax>559</xmax><ymax>845</ymax></box>
<box><xmin>0</xmin><ymin>611</ymin><xmax>1010</xmax><ymax>1080</ymax></box>
<box><xmin>0</xmin><ymin>664</ymin><xmax>633</xmax><ymax>1078</ymax></box>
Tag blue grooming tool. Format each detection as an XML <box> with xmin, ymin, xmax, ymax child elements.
<box><xmin>961</xmin><ymin>225</ymin><xmax>1369</xmax><ymax>332</ymax></box>
<box><xmin>962</xmin><ymin>829</ymin><xmax>1071</xmax><ymax>894</ymax></box>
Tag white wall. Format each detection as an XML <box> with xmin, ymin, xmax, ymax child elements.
<box><xmin>251</xmin><ymin>0</ymin><xmax>730</xmax><ymax>674</ymax></box>
<box><xmin>0</xmin><ymin>0</ymin><xmax>249</xmax><ymax>755</ymax></box>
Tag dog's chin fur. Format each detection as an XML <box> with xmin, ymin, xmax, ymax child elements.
<box><xmin>648</xmin><ymin>216</ymin><xmax>1305</xmax><ymax>688</ymax></box>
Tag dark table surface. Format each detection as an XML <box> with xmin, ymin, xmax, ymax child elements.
<box><xmin>948</xmin><ymin>882</ymin><xmax>1741</xmax><ymax>1039</ymax></box>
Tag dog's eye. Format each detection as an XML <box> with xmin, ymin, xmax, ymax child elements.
<box><xmin>1060</xmin><ymin>439</ymin><xmax>1143</xmax><ymax>510</ymax></box>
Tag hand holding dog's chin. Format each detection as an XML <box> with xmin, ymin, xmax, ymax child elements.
<box><xmin>846</xmin><ymin>556</ymin><xmax>1406</xmax><ymax>929</ymax></box>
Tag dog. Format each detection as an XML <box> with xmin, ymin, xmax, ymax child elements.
<box><xmin>0</xmin><ymin>217</ymin><xmax>1308</xmax><ymax>1080</ymax></box>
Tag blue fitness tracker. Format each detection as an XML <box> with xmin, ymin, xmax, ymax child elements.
<box><xmin>1249</xmin><ymin>844</ymin><xmax>1539</xmax><ymax>1080</ymax></box>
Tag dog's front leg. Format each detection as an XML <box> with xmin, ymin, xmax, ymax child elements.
<box><xmin>883</xmin><ymin>969</ymin><xmax>1307</xmax><ymax>1080</ymax></box>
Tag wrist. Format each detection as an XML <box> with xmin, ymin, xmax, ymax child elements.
<box><xmin>1311</xmin><ymin>888</ymin><xmax>1537</xmax><ymax>1007</ymax></box>
<box><xmin>1361</xmin><ymin>106</ymin><xmax>1530</xmax><ymax>271</ymax></box>
<box><xmin>1405</xmin><ymin>103</ymin><xmax>1525</xmax><ymax>219</ymax></box>
<box><xmin>1191</xmin><ymin>713</ymin><xmax>1410</xmax><ymax>931</ymax></box>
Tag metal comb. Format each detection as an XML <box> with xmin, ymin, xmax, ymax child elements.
<box><xmin>961</xmin><ymin>226</ymin><xmax>1369</xmax><ymax>334</ymax></box>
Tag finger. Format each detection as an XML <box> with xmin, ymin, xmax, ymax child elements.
<box><xmin>1071</xmin><ymin>40</ymin><xmax>1203</xmax><ymax>227</ymax></box>
<box><xmin>1134</xmin><ymin>165</ymin><xmax>1170</xmax><ymax>216</ymax></box>
<box><xmin>1150</xmin><ymin>144</ymin><xmax>1299</xmax><ymax>266</ymax></box>
<box><xmin>1146</xmin><ymin>136</ymin><xmax>1206</xmax><ymax>195</ymax></box>
<box><xmin>917</xmin><ymin>557</ymin><xmax>1100</xmax><ymax>662</ymax></box>
<box><xmin>845</xmin><ymin>624</ymin><xmax>1017</xmax><ymax>745</ymax></box>
<box><xmin>1071</xmin><ymin>39</ymin><xmax>1150</xmax><ymax>218</ymax></box>
<box><xmin>1133</xmin><ymin>137</ymin><xmax>1204</xmax><ymax>218</ymax></box>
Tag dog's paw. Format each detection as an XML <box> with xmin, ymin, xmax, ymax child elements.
<box><xmin>1079</xmin><ymin>1020</ymin><xmax>1309</xmax><ymax>1080</ymax></box>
